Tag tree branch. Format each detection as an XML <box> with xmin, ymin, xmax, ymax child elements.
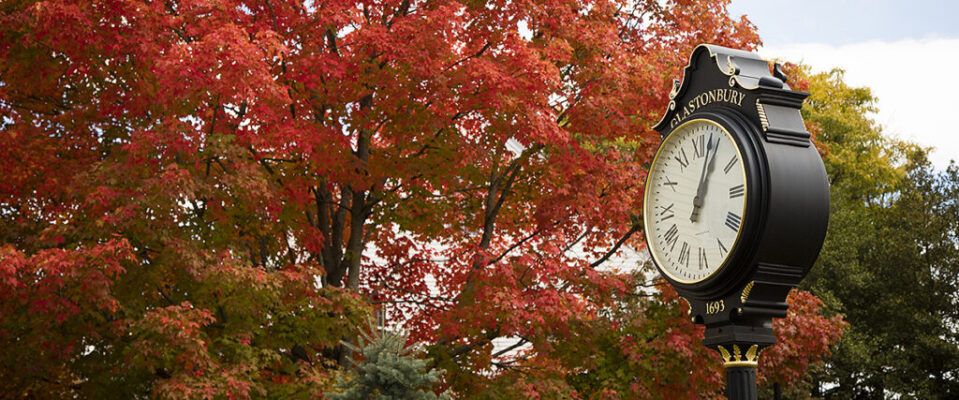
<box><xmin>589</xmin><ymin>224</ymin><xmax>642</xmax><ymax>268</ymax></box>
<box><xmin>443</xmin><ymin>41</ymin><xmax>492</xmax><ymax>72</ymax></box>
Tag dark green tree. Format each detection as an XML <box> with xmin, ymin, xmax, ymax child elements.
<box><xmin>792</xmin><ymin>65</ymin><xmax>959</xmax><ymax>399</ymax></box>
<box><xmin>328</xmin><ymin>322</ymin><xmax>449</xmax><ymax>400</ymax></box>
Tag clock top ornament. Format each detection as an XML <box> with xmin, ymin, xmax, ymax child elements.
<box><xmin>644</xmin><ymin>44</ymin><xmax>829</xmax><ymax>398</ymax></box>
<box><xmin>653</xmin><ymin>44</ymin><xmax>811</xmax><ymax>145</ymax></box>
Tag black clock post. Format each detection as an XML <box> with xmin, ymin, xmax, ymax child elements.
<box><xmin>645</xmin><ymin>45</ymin><xmax>830</xmax><ymax>400</ymax></box>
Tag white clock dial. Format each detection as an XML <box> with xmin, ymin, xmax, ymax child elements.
<box><xmin>644</xmin><ymin>119</ymin><xmax>747</xmax><ymax>283</ymax></box>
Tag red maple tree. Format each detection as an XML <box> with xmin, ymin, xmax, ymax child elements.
<box><xmin>0</xmin><ymin>0</ymin><xmax>842</xmax><ymax>397</ymax></box>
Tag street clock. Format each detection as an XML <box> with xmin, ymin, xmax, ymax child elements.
<box><xmin>644</xmin><ymin>44</ymin><xmax>829</xmax><ymax>400</ymax></box>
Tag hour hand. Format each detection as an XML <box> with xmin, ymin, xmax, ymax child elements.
<box><xmin>690</xmin><ymin>195</ymin><xmax>703</xmax><ymax>221</ymax></box>
<box><xmin>690</xmin><ymin>134</ymin><xmax>714</xmax><ymax>222</ymax></box>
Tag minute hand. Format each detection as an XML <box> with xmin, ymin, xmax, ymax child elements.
<box><xmin>690</xmin><ymin>135</ymin><xmax>718</xmax><ymax>222</ymax></box>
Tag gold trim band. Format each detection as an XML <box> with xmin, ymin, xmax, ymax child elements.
<box><xmin>724</xmin><ymin>361</ymin><xmax>758</xmax><ymax>368</ymax></box>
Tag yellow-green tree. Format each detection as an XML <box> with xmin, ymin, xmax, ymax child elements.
<box><xmin>792</xmin><ymin>65</ymin><xmax>959</xmax><ymax>399</ymax></box>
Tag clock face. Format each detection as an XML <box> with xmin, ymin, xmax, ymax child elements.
<box><xmin>644</xmin><ymin>119</ymin><xmax>747</xmax><ymax>284</ymax></box>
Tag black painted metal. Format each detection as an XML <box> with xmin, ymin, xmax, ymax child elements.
<box><xmin>645</xmin><ymin>44</ymin><xmax>830</xmax><ymax>400</ymax></box>
<box><xmin>726</xmin><ymin>367</ymin><xmax>758</xmax><ymax>400</ymax></box>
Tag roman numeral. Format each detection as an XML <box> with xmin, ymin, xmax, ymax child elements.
<box><xmin>725</xmin><ymin>212</ymin><xmax>742</xmax><ymax>231</ymax></box>
<box><xmin>724</xmin><ymin>155</ymin><xmax>738</xmax><ymax>174</ymax></box>
<box><xmin>698</xmin><ymin>247</ymin><xmax>708</xmax><ymax>270</ymax></box>
<box><xmin>729</xmin><ymin>184</ymin><xmax>744</xmax><ymax>198</ymax></box>
<box><xmin>674</xmin><ymin>148</ymin><xmax>689</xmax><ymax>170</ymax></box>
<box><xmin>678</xmin><ymin>242</ymin><xmax>690</xmax><ymax>267</ymax></box>
<box><xmin>663</xmin><ymin>176</ymin><xmax>678</xmax><ymax>192</ymax></box>
<box><xmin>692</xmin><ymin>134</ymin><xmax>705</xmax><ymax>158</ymax></box>
<box><xmin>717</xmin><ymin>238</ymin><xmax>728</xmax><ymax>256</ymax></box>
<box><xmin>657</xmin><ymin>203</ymin><xmax>675</xmax><ymax>221</ymax></box>
<box><xmin>664</xmin><ymin>224</ymin><xmax>679</xmax><ymax>250</ymax></box>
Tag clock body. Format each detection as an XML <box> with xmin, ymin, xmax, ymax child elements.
<box><xmin>644</xmin><ymin>110</ymin><xmax>766</xmax><ymax>299</ymax></box>
<box><xmin>646</xmin><ymin>44</ymin><xmax>830</xmax><ymax>336</ymax></box>
<box><xmin>645</xmin><ymin>43</ymin><xmax>831</xmax><ymax>369</ymax></box>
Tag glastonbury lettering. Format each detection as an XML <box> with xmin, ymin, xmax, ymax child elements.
<box><xmin>669</xmin><ymin>88</ymin><xmax>746</xmax><ymax>128</ymax></box>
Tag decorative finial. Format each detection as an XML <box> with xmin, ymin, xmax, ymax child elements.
<box><xmin>773</xmin><ymin>62</ymin><xmax>788</xmax><ymax>83</ymax></box>
<box><xmin>669</xmin><ymin>79</ymin><xmax>682</xmax><ymax>99</ymax></box>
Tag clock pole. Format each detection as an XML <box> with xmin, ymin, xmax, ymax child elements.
<box><xmin>726</xmin><ymin>365</ymin><xmax>757</xmax><ymax>400</ymax></box>
<box><xmin>710</xmin><ymin>340</ymin><xmax>768</xmax><ymax>400</ymax></box>
<box><xmin>646</xmin><ymin>44</ymin><xmax>830</xmax><ymax>400</ymax></box>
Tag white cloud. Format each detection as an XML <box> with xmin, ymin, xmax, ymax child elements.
<box><xmin>759</xmin><ymin>38</ymin><xmax>959</xmax><ymax>168</ymax></box>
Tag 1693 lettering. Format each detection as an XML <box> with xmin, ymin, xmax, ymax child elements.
<box><xmin>668</xmin><ymin>88</ymin><xmax>745</xmax><ymax>128</ymax></box>
<box><xmin>705</xmin><ymin>299</ymin><xmax>725</xmax><ymax>314</ymax></box>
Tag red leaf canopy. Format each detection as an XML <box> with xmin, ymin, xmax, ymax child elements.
<box><xmin>0</xmin><ymin>0</ymin><xmax>840</xmax><ymax>398</ymax></box>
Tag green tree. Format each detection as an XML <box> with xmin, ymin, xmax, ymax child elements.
<box><xmin>328</xmin><ymin>322</ymin><xmax>449</xmax><ymax>400</ymax></box>
<box><xmin>792</xmin><ymin>65</ymin><xmax>959</xmax><ymax>399</ymax></box>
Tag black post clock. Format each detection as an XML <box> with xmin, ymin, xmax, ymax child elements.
<box><xmin>643</xmin><ymin>45</ymin><xmax>829</xmax><ymax>400</ymax></box>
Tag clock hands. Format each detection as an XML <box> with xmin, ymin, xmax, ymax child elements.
<box><xmin>690</xmin><ymin>133</ymin><xmax>719</xmax><ymax>222</ymax></box>
<box><xmin>689</xmin><ymin>134</ymin><xmax>713</xmax><ymax>221</ymax></box>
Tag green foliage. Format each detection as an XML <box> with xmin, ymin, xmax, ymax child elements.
<box><xmin>793</xmin><ymin>65</ymin><xmax>959</xmax><ymax>399</ymax></box>
<box><xmin>799</xmin><ymin>66</ymin><xmax>913</xmax><ymax>199</ymax></box>
<box><xmin>328</xmin><ymin>322</ymin><xmax>449</xmax><ymax>400</ymax></box>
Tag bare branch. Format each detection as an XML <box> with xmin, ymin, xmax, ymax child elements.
<box><xmin>589</xmin><ymin>224</ymin><xmax>642</xmax><ymax>268</ymax></box>
<box><xmin>492</xmin><ymin>338</ymin><xmax>529</xmax><ymax>358</ymax></box>
<box><xmin>486</xmin><ymin>225</ymin><xmax>554</xmax><ymax>267</ymax></box>
<box><xmin>443</xmin><ymin>41</ymin><xmax>493</xmax><ymax>72</ymax></box>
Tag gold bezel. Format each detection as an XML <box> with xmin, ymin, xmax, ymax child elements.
<box><xmin>643</xmin><ymin>118</ymin><xmax>748</xmax><ymax>284</ymax></box>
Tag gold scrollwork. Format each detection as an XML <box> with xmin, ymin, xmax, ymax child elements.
<box><xmin>756</xmin><ymin>101</ymin><xmax>769</xmax><ymax>131</ymax></box>
<box><xmin>740</xmin><ymin>281</ymin><xmax>755</xmax><ymax>303</ymax></box>
<box><xmin>723</xmin><ymin>56</ymin><xmax>740</xmax><ymax>76</ymax></box>
<box><xmin>716</xmin><ymin>344</ymin><xmax>761</xmax><ymax>368</ymax></box>
<box><xmin>669</xmin><ymin>79</ymin><xmax>682</xmax><ymax>99</ymax></box>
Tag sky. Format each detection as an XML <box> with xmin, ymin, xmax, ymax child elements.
<box><xmin>727</xmin><ymin>0</ymin><xmax>959</xmax><ymax>168</ymax></box>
